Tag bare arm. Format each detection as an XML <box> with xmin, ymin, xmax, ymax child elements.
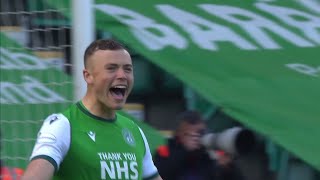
<box><xmin>22</xmin><ymin>159</ymin><xmax>55</xmax><ymax>180</ymax></box>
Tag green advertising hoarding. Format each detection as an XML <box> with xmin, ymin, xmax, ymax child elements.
<box><xmin>0</xmin><ymin>32</ymin><xmax>73</xmax><ymax>168</ymax></box>
<box><xmin>85</xmin><ymin>0</ymin><xmax>318</xmax><ymax>169</ymax></box>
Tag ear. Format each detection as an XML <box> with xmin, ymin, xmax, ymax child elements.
<box><xmin>83</xmin><ymin>69</ymin><xmax>93</xmax><ymax>84</ymax></box>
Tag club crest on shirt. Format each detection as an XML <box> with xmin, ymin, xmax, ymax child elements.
<box><xmin>122</xmin><ymin>128</ymin><xmax>135</xmax><ymax>147</ymax></box>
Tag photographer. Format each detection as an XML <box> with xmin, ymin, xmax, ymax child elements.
<box><xmin>154</xmin><ymin>111</ymin><xmax>244</xmax><ymax>180</ymax></box>
<box><xmin>154</xmin><ymin>110</ymin><xmax>217</xmax><ymax>180</ymax></box>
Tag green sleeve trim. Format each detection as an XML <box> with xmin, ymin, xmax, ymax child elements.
<box><xmin>143</xmin><ymin>172</ymin><xmax>160</xmax><ymax>180</ymax></box>
<box><xmin>31</xmin><ymin>155</ymin><xmax>58</xmax><ymax>172</ymax></box>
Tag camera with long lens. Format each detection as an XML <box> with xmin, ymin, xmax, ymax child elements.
<box><xmin>201</xmin><ymin>127</ymin><xmax>256</xmax><ymax>155</ymax></box>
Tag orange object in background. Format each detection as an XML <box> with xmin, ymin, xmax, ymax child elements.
<box><xmin>214</xmin><ymin>150</ymin><xmax>234</xmax><ymax>167</ymax></box>
<box><xmin>1</xmin><ymin>166</ymin><xmax>24</xmax><ymax>180</ymax></box>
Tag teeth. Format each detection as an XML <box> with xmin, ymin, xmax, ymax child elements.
<box><xmin>113</xmin><ymin>85</ymin><xmax>126</xmax><ymax>89</ymax></box>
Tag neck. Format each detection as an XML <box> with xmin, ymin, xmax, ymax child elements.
<box><xmin>82</xmin><ymin>95</ymin><xmax>115</xmax><ymax>119</ymax></box>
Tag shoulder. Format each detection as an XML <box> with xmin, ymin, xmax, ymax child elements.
<box><xmin>43</xmin><ymin>113</ymin><xmax>69</xmax><ymax>125</ymax></box>
<box><xmin>30</xmin><ymin>114</ymin><xmax>71</xmax><ymax>171</ymax></box>
<box><xmin>39</xmin><ymin>114</ymin><xmax>71</xmax><ymax>137</ymax></box>
<box><xmin>116</xmin><ymin>113</ymin><xmax>140</xmax><ymax>129</ymax></box>
<box><xmin>61</xmin><ymin>103</ymin><xmax>78</xmax><ymax>118</ymax></box>
<box><xmin>116</xmin><ymin>113</ymin><xmax>134</xmax><ymax>122</ymax></box>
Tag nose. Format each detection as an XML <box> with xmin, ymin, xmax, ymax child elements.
<box><xmin>116</xmin><ymin>69</ymin><xmax>127</xmax><ymax>79</ymax></box>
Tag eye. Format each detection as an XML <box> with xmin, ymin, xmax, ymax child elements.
<box><xmin>106</xmin><ymin>65</ymin><xmax>117</xmax><ymax>71</ymax></box>
<box><xmin>124</xmin><ymin>66</ymin><xmax>133</xmax><ymax>73</ymax></box>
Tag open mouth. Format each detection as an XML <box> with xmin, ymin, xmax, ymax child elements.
<box><xmin>109</xmin><ymin>85</ymin><xmax>127</xmax><ymax>100</ymax></box>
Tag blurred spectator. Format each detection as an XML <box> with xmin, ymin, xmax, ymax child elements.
<box><xmin>154</xmin><ymin>110</ymin><xmax>215</xmax><ymax>180</ymax></box>
<box><xmin>153</xmin><ymin>110</ymin><xmax>245</xmax><ymax>180</ymax></box>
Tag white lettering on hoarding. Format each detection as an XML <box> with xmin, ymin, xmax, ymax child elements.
<box><xmin>95</xmin><ymin>4</ymin><xmax>187</xmax><ymax>50</ymax></box>
<box><xmin>297</xmin><ymin>0</ymin><xmax>320</xmax><ymax>15</ymax></box>
<box><xmin>0</xmin><ymin>76</ymin><xmax>67</xmax><ymax>104</ymax></box>
<box><xmin>0</xmin><ymin>48</ymin><xmax>48</xmax><ymax>70</ymax></box>
<box><xmin>156</xmin><ymin>5</ymin><xmax>257</xmax><ymax>50</ymax></box>
<box><xmin>286</xmin><ymin>63</ymin><xmax>320</xmax><ymax>77</ymax></box>
<box><xmin>256</xmin><ymin>3</ymin><xmax>320</xmax><ymax>44</ymax></box>
<box><xmin>95</xmin><ymin>3</ymin><xmax>319</xmax><ymax>51</ymax></box>
<box><xmin>200</xmin><ymin>4</ymin><xmax>314</xmax><ymax>49</ymax></box>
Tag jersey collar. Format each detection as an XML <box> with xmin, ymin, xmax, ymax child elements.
<box><xmin>77</xmin><ymin>101</ymin><xmax>117</xmax><ymax>123</ymax></box>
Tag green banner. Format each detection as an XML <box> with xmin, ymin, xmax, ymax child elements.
<box><xmin>88</xmin><ymin>0</ymin><xmax>320</xmax><ymax>170</ymax></box>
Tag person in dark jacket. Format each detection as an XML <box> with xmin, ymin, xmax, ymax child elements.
<box><xmin>154</xmin><ymin>110</ymin><xmax>245</xmax><ymax>180</ymax></box>
<box><xmin>154</xmin><ymin>110</ymin><xmax>217</xmax><ymax>180</ymax></box>
<box><xmin>214</xmin><ymin>150</ymin><xmax>245</xmax><ymax>180</ymax></box>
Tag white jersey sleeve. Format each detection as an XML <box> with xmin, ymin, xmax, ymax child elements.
<box><xmin>30</xmin><ymin>113</ymin><xmax>71</xmax><ymax>171</ymax></box>
<box><xmin>138</xmin><ymin>127</ymin><xmax>158</xmax><ymax>178</ymax></box>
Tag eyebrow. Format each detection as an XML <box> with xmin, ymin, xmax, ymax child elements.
<box><xmin>124</xmin><ymin>64</ymin><xmax>133</xmax><ymax>68</ymax></box>
<box><xmin>104</xmin><ymin>63</ymin><xmax>133</xmax><ymax>68</ymax></box>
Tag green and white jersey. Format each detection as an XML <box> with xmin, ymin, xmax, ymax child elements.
<box><xmin>30</xmin><ymin>101</ymin><xmax>159</xmax><ymax>180</ymax></box>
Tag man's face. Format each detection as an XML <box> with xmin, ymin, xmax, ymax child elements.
<box><xmin>183</xmin><ymin>123</ymin><xmax>206</xmax><ymax>138</ymax></box>
<box><xmin>86</xmin><ymin>49</ymin><xmax>134</xmax><ymax>110</ymax></box>
<box><xmin>179</xmin><ymin>122</ymin><xmax>206</xmax><ymax>151</ymax></box>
